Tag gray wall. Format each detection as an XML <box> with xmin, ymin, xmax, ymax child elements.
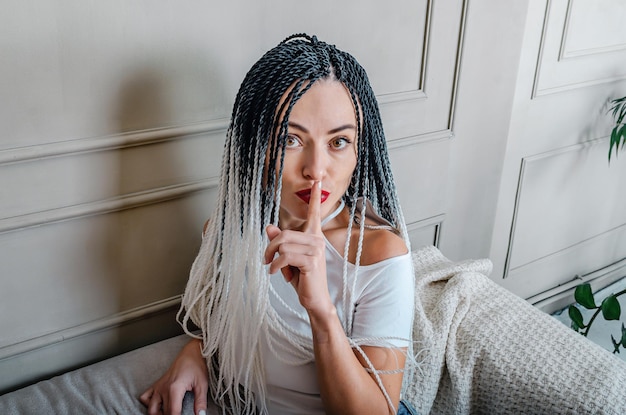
<box><xmin>489</xmin><ymin>0</ymin><xmax>626</xmax><ymax>309</ymax></box>
<box><xmin>1</xmin><ymin>0</ymin><xmax>625</xmax><ymax>393</ymax></box>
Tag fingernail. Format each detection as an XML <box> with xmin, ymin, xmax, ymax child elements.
<box><xmin>199</xmin><ymin>410</ymin><xmax>207</xmax><ymax>415</ymax></box>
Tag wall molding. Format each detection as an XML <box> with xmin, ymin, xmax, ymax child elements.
<box><xmin>447</xmin><ymin>0</ymin><xmax>468</xmax><ymax>133</ymax></box>
<box><xmin>406</xmin><ymin>213</ymin><xmax>445</xmax><ymax>248</ymax></box>
<box><xmin>530</xmin><ymin>255</ymin><xmax>626</xmax><ymax>313</ymax></box>
<box><xmin>0</xmin><ymin>214</ymin><xmax>445</xmax><ymax>360</ymax></box>
<box><xmin>388</xmin><ymin>129</ymin><xmax>453</xmax><ymax>150</ymax></box>
<box><xmin>376</xmin><ymin>0</ymin><xmax>432</xmax><ymax>103</ymax></box>
<box><xmin>533</xmin><ymin>0</ymin><xmax>626</xmax><ymax>97</ymax></box>
<box><xmin>0</xmin><ymin>295</ymin><xmax>182</xmax><ymax>360</ymax></box>
<box><xmin>377</xmin><ymin>90</ymin><xmax>427</xmax><ymax>105</ymax></box>
<box><xmin>378</xmin><ymin>0</ymin><xmax>466</xmax><ymax>137</ymax></box>
<box><xmin>1</xmin><ymin>123</ymin><xmax>451</xmax><ymax>234</ymax></box>
<box><xmin>503</xmin><ymin>136</ymin><xmax>609</xmax><ymax>279</ymax></box>
<box><xmin>0</xmin><ymin>119</ymin><xmax>230</xmax><ymax>167</ymax></box>
<box><xmin>559</xmin><ymin>0</ymin><xmax>626</xmax><ymax>60</ymax></box>
<box><xmin>0</xmin><ymin>178</ymin><xmax>218</xmax><ymax>235</ymax></box>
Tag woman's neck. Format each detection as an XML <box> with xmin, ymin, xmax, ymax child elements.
<box><xmin>278</xmin><ymin>199</ymin><xmax>345</xmax><ymax>231</ymax></box>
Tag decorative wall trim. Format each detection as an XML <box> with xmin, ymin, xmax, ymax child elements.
<box><xmin>533</xmin><ymin>0</ymin><xmax>626</xmax><ymax>97</ymax></box>
<box><xmin>0</xmin><ymin>178</ymin><xmax>218</xmax><ymax>235</ymax></box>
<box><xmin>531</xmin><ymin>0</ymin><xmax>554</xmax><ymax>99</ymax></box>
<box><xmin>563</xmin><ymin>44</ymin><xmax>626</xmax><ymax>60</ymax></box>
<box><xmin>406</xmin><ymin>214</ymin><xmax>445</xmax><ymax>248</ymax></box>
<box><xmin>376</xmin><ymin>0</ymin><xmax>432</xmax><ymax>103</ymax></box>
<box><xmin>447</xmin><ymin>0</ymin><xmax>468</xmax><ymax>132</ymax></box>
<box><xmin>530</xmin><ymin>255</ymin><xmax>626</xmax><ymax>313</ymax></box>
<box><xmin>0</xmin><ymin>214</ymin><xmax>445</xmax><ymax>360</ymax></box>
<box><xmin>503</xmin><ymin>136</ymin><xmax>608</xmax><ymax>279</ymax></box>
<box><xmin>0</xmin><ymin>119</ymin><xmax>229</xmax><ymax>167</ymax></box>
<box><xmin>377</xmin><ymin>90</ymin><xmax>427</xmax><ymax>105</ymax></box>
<box><xmin>388</xmin><ymin>129</ymin><xmax>453</xmax><ymax>150</ymax></box>
<box><xmin>559</xmin><ymin>0</ymin><xmax>626</xmax><ymax>60</ymax></box>
<box><xmin>556</xmin><ymin>0</ymin><xmax>573</xmax><ymax>61</ymax></box>
<box><xmin>0</xmin><ymin>295</ymin><xmax>182</xmax><ymax>359</ymax></box>
<box><xmin>420</xmin><ymin>0</ymin><xmax>433</xmax><ymax>94</ymax></box>
<box><xmin>377</xmin><ymin>0</ymin><xmax>467</xmax><ymax>136</ymax></box>
<box><xmin>535</xmin><ymin>75</ymin><xmax>626</xmax><ymax>97</ymax></box>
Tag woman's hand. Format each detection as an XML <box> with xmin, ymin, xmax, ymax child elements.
<box><xmin>139</xmin><ymin>339</ymin><xmax>209</xmax><ymax>415</ymax></box>
<box><xmin>264</xmin><ymin>181</ymin><xmax>332</xmax><ymax>315</ymax></box>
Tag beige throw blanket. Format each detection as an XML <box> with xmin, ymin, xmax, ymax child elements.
<box><xmin>405</xmin><ymin>246</ymin><xmax>626</xmax><ymax>414</ymax></box>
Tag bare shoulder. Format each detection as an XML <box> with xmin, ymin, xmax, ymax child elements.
<box><xmin>359</xmin><ymin>228</ymin><xmax>408</xmax><ymax>266</ymax></box>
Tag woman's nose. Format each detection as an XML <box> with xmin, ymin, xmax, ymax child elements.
<box><xmin>302</xmin><ymin>146</ymin><xmax>327</xmax><ymax>181</ymax></box>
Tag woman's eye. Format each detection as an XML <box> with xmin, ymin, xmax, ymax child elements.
<box><xmin>285</xmin><ymin>135</ymin><xmax>300</xmax><ymax>148</ymax></box>
<box><xmin>330</xmin><ymin>137</ymin><xmax>351</xmax><ymax>150</ymax></box>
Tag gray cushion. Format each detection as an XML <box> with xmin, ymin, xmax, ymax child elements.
<box><xmin>0</xmin><ymin>334</ymin><xmax>220</xmax><ymax>415</ymax></box>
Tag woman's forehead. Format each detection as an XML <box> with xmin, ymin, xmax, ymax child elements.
<box><xmin>276</xmin><ymin>79</ymin><xmax>361</xmax><ymax>128</ymax></box>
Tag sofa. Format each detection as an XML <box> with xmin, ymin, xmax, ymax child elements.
<box><xmin>2</xmin><ymin>246</ymin><xmax>626</xmax><ymax>414</ymax></box>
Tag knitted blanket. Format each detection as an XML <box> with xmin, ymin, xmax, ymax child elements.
<box><xmin>405</xmin><ymin>246</ymin><xmax>626</xmax><ymax>414</ymax></box>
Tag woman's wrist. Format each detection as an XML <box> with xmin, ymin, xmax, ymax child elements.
<box><xmin>308</xmin><ymin>304</ymin><xmax>342</xmax><ymax>344</ymax></box>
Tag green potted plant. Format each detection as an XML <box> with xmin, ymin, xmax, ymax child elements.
<box><xmin>568</xmin><ymin>96</ymin><xmax>626</xmax><ymax>352</ymax></box>
<box><xmin>608</xmin><ymin>96</ymin><xmax>626</xmax><ymax>161</ymax></box>
<box><xmin>568</xmin><ymin>283</ymin><xmax>626</xmax><ymax>354</ymax></box>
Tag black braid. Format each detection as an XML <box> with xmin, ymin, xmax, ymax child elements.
<box><xmin>222</xmin><ymin>33</ymin><xmax>402</xmax><ymax>231</ymax></box>
<box><xmin>187</xmin><ymin>34</ymin><xmax>409</xmax><ymax>415</ymax></box>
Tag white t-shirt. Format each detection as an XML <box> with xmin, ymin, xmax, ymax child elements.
<box><xmin>261</xmin><ymin>237</ymin><xmax>415</xmax><ymax>414</ymax></box>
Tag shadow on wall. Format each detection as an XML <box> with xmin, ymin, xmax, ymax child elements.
<box><xmin>104</xmin><ymin>66</ymin><xmax>200</xmax><ymax>353</ymax></box>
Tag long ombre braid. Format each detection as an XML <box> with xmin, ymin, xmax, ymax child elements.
<box><xmin>178</xmin><ymin>34</ymin><xmax>414</xmax><ymax>415</ymax></box>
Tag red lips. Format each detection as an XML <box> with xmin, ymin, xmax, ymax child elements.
<box><xmin>296</xmin><ymin>188</ymin><xmax>330</xmax><ymax>204</ymax></box>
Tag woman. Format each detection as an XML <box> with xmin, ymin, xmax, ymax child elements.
<box><xmin>141</xmin><ymin>34</ymin><xmax>418</xmax><ymax>415</ymax></box>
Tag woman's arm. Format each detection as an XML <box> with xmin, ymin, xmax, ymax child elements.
<box><xmin>309</xmin><ymin>307</ymin><xmax>407</xmax><ymax>415</ymax></box>
<box><xmin>265</xmin><ymin>181</ymin><xmax>408</xmax><ymax>414</ymax></box>
<box><xmin>140</xmin><ymin>338</ymin><xmax>210</xmax><ymax>415</ymax></box>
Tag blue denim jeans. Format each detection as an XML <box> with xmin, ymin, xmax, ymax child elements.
<box><xmin>398</xmin><ymin>399</ymin><xmax>419</xmax><ymax>415</ymax></box>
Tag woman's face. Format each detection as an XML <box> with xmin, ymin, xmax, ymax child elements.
<box><xmin>277</xmin><ymin>79</ymin><xmax>358</xmax><ymax>230</ymax></box>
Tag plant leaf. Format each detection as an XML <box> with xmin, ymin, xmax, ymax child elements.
<box><xmin>619</xmin><ymin>123</ymin><xmax>626</xmax><ymax>150</ymax></box>
<box><xmin>621</xmin><ymin>323</ymin><xmax>626</xmax><ymax>347</ymax></box>
<box><xmin>614</xmin><ymin>98</ymin><xmax>626</xmax><ymax>123</ymax></box>
<box><xmin>601</xmin><ymin>295</ymin><xmax>621</xmax><ymax>321</ymax></box>
<box><xmin>612</xmin><ymin>334</ymin><xmax>621</xmax><ymax>354</ymax></box>
<box><xmin>568</xmin><ymin>305</ymin><xmax>585</xmax><ymax>332</ymax></box>
<box><xmin>609</xmin><ymin>127</ymin><xmax>618</xmax><ymax>162</ymax></box>
<box><xmin>575</xmin><ymin>284</ymin><xmax>596</xmax><ymax>309</ymax></box>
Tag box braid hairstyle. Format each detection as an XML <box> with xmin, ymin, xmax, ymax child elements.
<box><xmin>178</xmin><ymin>33</ymin><xmax>415</xmax><ymax>414</ymax></box>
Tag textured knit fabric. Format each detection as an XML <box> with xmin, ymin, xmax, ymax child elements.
<box><xmin>404</xmin><ymin>245</ymin><xmax>626</xmax><ymax>414</ymax></box>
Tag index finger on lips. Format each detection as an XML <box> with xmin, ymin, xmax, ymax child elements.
<box><xmin>304</xmin><ymin>181</ymin><xmax>322</xmax><ymax>234</ymax></box>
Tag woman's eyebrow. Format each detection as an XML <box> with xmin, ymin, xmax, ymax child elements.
<box><xmin>287</xmin><ymin>121</ymin><xmax>356</xmax><ymax>135</ymax></box>
<box><xmin>287</xmin><ymin>121</ymin><xmax>309</xmax><ymax>133</ymax></box>
<box><xmin>328</xmin><ymin>124</ymin><xmax>356</xmax><ymax>135</ymax></box>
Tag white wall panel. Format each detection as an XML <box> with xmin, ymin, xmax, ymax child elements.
<box><xmin>390</xmin><ymin>138</ymin><xmax>451</xmax><ymax>224</ymax></box>
<box><xmin>491</xmin><ymin>0</ymin><xmax>626</xmax><ymax>300</ymax></box>
<box><xmin>407</xmin><ymin>217</ymin><xmax>444</xmax><ymax>251</ymax></box>
<box><xmin>533</xmin><ymin>0</ymin><xmax>626</xmax><ymax>96</ymax></box>
<box><xmin>561</xmin><ymin>0</ymin><xmax>626</xmax><ymax>57</ymax></box>
<box><xmin>0</xmin><ymin>191</ymin><xmax>214</xmax><ymax>344</ymax></box>
<box><xmin>0</xmin><ymin>0</ymin><xmax>471</xmax><ymax>392</ymax></box>
<box><xmin>504</xmin><ymin>138</ymin><xmax>626</xmax><ymax>297</ymax></box>
<box><xmin>0</xmin><ymin>128</ymin><xmax>224</xmax><ymax>220</ymax></box>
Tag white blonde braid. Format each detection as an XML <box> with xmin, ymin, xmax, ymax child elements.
<box><xmin>177</xmin><ymin>34</ymin><xmax>419</xmax><ymax>415</ymax></box>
